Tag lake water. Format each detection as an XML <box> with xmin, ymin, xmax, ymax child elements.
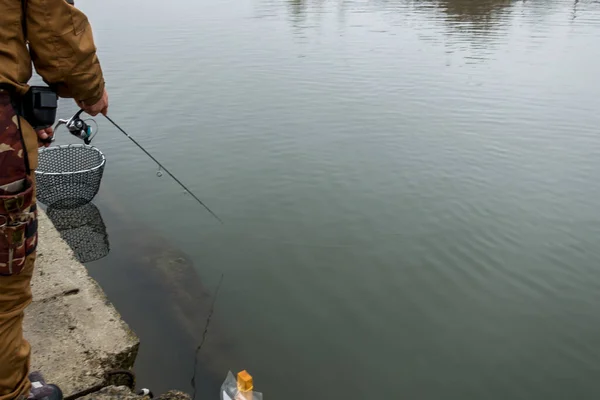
<box><xmin>48</xmin><ymin>0</ymin><xmax>600</xmax><ymax>398</ymax></box>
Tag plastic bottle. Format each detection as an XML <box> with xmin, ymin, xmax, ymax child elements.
<box><xmin>220</xmin><ymin>370</ymin><xmax>263</xmax><ymax>400</ymax></box>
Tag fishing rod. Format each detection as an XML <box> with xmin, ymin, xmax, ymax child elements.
<box><xmin>52</xmin><ymin>109</ymin><xmax>223</xmax><ymax>224</ymax></box>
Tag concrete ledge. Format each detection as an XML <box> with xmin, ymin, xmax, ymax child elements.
<box><xmin>23</xmin><ymin>210</ymin><xmax>140</xmax><ymax>396</ymax></box>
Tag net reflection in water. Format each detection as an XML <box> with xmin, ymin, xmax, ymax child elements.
<box><xmin>46</xmin><ymin>202</ymin><xmax>110</xmax><ymax>263</ymax></box>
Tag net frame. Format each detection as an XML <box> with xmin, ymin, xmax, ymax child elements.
<box><xmin>35</xmin><ymin>144</ymin><xmax>106</xmax><ymax>209</ymax></box>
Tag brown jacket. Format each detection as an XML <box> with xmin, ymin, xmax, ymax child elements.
<box><xmin>0</xmin><ymin>0</ymin><xmax>105</xmax><ymax>169</ymax></box>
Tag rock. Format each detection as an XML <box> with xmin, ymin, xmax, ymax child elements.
<box><xmin>77</xmin><ymin>385</ymin><xmax>192</xmax><ymax>400</ymax></box>
<box><xmin>79</xmin><ymin>385</ymin><xmax>147</xmax><ymax>400</ymax></box>
<box><xmin>156</xmin><ymin>391</ymin><xmax>193</xmax><ymax>400</ymax></box>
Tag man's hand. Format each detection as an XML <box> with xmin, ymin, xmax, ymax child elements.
<box><xmin>36</xmin><ymin>126</ymin><xmax>54</xmax><ymax>148</ymax></box>
<box><xmin>77</xmin><ymin>88</ymin><xmax>109</xmax><ymax>116</ymax></box>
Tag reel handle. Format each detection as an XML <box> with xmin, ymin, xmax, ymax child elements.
<box><xmin>39</xmin><ymin>118</ymin><xmax>69</xmax><ymax>144</ymax></box>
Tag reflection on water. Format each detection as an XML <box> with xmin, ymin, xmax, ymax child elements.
<box><xmin>286</xmin><ymin>0</ymin><xmax>515</xmax><ymax>18</ymax></box>
<box><xmin>270</xmin><ymin>0</ymin><xmax>522</xmax><ymax>59</ymax></box>
<box><xmin>45</xmin><ymin>202</ymin><xmax>110</xmax><ymax>263</ymax></box>
<box><xmin>430</xmin><ymin>0</ymin><xmax>514</xmax><ymax>20</ymax></box>
<box><xmin>278</xmin><ymin>0</ymin><xmax>580</xmax><ymax>42</ymax></box>
<box><xmin>263</xmin><ymin>0</ymin><xmax>596</xmax><ymax>63</ymax></box>
<box><xmin>283</xmin><ymin>0</ymin><xmax>516</xmax><ymax>25</ymax></box>
<box><xmin>417</xmin><ymin>0</ymin><xmax>515</xmax><ymax>38</ymax></box>
<box><xmin>439</xmin><ymin>0</ymin><xmax>512</xmax><ymax>13</ymax></box>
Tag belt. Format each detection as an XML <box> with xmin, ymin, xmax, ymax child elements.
<box><xmin>0</xmin><ymin>83</ymin><xmax>16</xmax><ymax>92</ymax></box>
<box><xmin>0</xmin><ymin>86</ymin><xmax>24</xmax><ymax>126</ymax></box>
<box><xmin>0</xmin><ymin>90</ymin><xmax>13</xmax><ymax>107</ymax></box>
<box><xmin>0</xmin><ymin>84</ymin><xmax>21</xmax><ymax>105</ymax></box>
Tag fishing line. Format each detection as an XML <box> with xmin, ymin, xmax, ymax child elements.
<box><xmin>103</xmin><ymin>115</ymin><xmax>223</xmax><ymax>224</ymax></box>
<box><xmin>190</xmin><ymin>273</ymin><xmax>225</xmax><ymax>400</ymax></box>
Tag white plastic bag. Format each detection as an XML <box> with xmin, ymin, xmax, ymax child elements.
<box><xmin>220</xmin><ymin>370</ymin><xmax>263</xmax><ymax>400</ymax></box>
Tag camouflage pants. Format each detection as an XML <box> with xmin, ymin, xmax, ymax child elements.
<box><xmin>0</xmin><ymin>92</ymin><xmax>38</xmax><ymax>400</ymax></box>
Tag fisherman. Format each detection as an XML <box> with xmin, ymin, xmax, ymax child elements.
<box><xmin>0</xmin><ymin>0</ymin><xmax>109</xmax><ymax>399</ymax></box>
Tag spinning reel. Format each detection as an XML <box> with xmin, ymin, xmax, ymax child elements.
<box><xmin>51</xmin><ymin>109</ymin><xmax>97</xmax><ymax>144</ymax></box>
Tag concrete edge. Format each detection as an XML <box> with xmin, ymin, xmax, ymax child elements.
<box><xmin>23</xmin><ymin>209</ymin><xmax>140</xmax><ymax>396</ymax></box>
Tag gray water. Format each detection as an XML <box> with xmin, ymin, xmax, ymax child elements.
<box><xmin>54</xmin><ymin>0</ymin><xmax>600</xmax><ymax>398</ymax></box>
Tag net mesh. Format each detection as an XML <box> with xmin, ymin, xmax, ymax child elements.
<box><xmin>35</xmin><ymin>145</ymin><xmax>106</xmax><ymax>209</ymax></box>
<box><xmin>46</xmin><ymin>202</ymin><xmax>110</xmax><ymax>263</ymax></box>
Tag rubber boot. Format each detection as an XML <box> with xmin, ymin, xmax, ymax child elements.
<box><xmin>27</xmin><ymin>372</ymin><xmax>63</xmax><ymax>400</ymax></box>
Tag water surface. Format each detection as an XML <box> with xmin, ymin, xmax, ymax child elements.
<box><xmin>51</xmin><ymin>0</ymin><xmax>600</xmax><ymax>398</ymax></box>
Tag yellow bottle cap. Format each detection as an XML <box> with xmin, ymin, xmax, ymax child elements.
<box><xmin>237</xmin><ymin>370</ymin><xmax>254</xmax><ymax>392</ymax></box>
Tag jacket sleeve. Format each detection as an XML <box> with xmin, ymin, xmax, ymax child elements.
<box><xmin>25</xmin><ymin>0</ymin><xmax>105</xmax><ymax>105</ymax></box>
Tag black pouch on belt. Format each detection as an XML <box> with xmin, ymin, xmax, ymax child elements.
<box><xmin>17</xmin><ymin>86</ymin><xmax>59</xmax><ymax>130</ymax></box>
